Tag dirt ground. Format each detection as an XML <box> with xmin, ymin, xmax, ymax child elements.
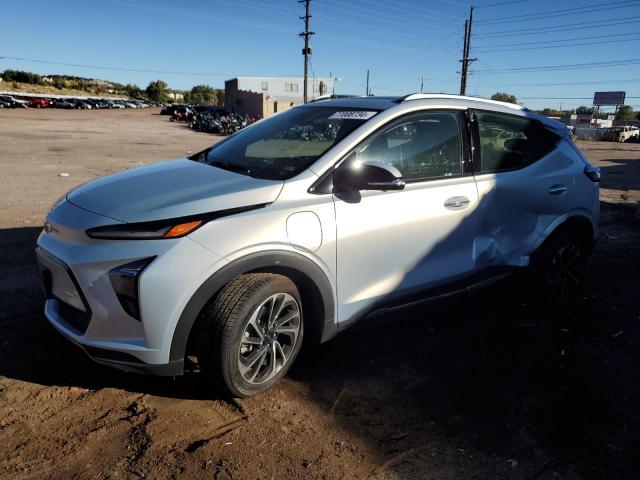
<box><xmin>0</xmin><ymin>109</ymin><xmax>638</xmax><ymax>480</ymax></box>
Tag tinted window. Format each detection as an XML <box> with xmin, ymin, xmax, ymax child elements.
<box><xmin>477</xmin><ymin>112</ymin><xmax>558</xmax><ymax>172</ymax></box>
<box><xmin>201</xmin><ymin>106</ymin><xmax>379</xmax><ymax>180</ymax></box>
<box><xmin>350</xmin><ymin>111</ymin><xmax>463</xmax><ymax>182</ymax></box>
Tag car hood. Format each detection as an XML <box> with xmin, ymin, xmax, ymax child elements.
<box><xmin>67</xmin><ymin>158</ymin><xmax>284</xmax><ymax>223</ymax></box>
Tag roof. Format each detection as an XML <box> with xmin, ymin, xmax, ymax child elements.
<box><xmin>228</xmin><ymin>76</ymin><xmax>333</xmax><ymax>82</ymax></box>
<box><xmin>302</xmin><ymin>93</ymin><xmax>568</xmax><ymax>136</ymax></box>
<box><xmin>303</xmin><ymin>93</ymin><xmax>526</xmax><ymax>112</ymax></box>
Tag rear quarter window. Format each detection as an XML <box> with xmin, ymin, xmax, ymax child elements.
<box><xmin>476</xmin><ymin>111</ymin><xmax>560</xmax><ymax>173</ymax></box>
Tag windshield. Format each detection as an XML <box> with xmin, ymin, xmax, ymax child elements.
<box><xmin>197</xmin><ymin>106</ymin><xmax>380</xmax><ymax>180</ymax></box>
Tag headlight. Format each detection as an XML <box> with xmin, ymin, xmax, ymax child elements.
<box><xmin>85</xmin><ymin>204</ymin><xmax>270</xmax><ymax>240</ymax></box>
<box><xmin>86</xmin><ymin>219</ymin><xmax>203</xmax><ymax>240</ymax></box>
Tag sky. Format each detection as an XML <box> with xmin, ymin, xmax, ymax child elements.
<box><xmin>1</xmin><ymin>0</ymin><xmax>639</xmax><ymax>111</ymax></box>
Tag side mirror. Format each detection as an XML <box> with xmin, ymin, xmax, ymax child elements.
<box><xmin>334</xmin><ymin>160</ymin><xmax>405</xmax><ymax>192</ymax></box>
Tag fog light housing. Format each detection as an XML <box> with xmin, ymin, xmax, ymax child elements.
<box><xmin>109</xmin><ymin>257</ymin><xmax>155</xmax><ymax>321</ymax></box>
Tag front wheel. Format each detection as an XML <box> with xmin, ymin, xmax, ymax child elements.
<box><xmin>197</xmin><ymin>273</ymin><xmax>304</xmax><ymax>397</ymax></box>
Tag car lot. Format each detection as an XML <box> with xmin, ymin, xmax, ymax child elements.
<box><xmin>0</xmin><ymin>93</ymin><xmax>157</xmax><ymax>110</ymax></box>
<box><xmin>0</xmin><ymin>108</ymin><xmax>638</xmax><ymax>479</ymax></box>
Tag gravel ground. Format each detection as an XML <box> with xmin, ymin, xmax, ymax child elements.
<box><xmin>0</xmin><ymin>109</ymin><xmax>638</xmax><ymax>479</ymax></box>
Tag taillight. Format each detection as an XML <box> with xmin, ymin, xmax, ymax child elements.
<box><xmin>584</xmin><ymin>165</ymin><xmax>601</xmax><ymax>183</ymax></box>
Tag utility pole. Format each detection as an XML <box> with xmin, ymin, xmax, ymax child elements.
<box><xmin>459</xmin><ymin>19</ymin><xmax>468</xmax><ymax>95</ymax></box>
<box><xmin>366</xmin><ymin>69</ymin><xmax>370</xmax><ymax>96</ymax></box>
<box><xmin>420</xmin><ymin>75</ymin><xmax>425</xmax><ymax>93</ymax></box>
<box><xmin>299</xmin><ymin>0</ymin><xmax>314</xmax><ymax>103</ymax></box>
<box><xmin>459</xmin><ymin>7</ymin><xmax>476</xmax><ymax>95</ymax></box>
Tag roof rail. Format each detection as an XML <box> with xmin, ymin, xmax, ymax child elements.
<box><xmin>397</xmin><ymin>93</ymin><xmax>526</xmax><ymax>111</ymax></box>
<box><xmin>309</xmin><ymin>94</ymin><xmax>358</xmax><ymax>102</ymax></box>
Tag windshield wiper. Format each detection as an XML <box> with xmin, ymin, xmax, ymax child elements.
<box><xmin>209</xmin><ymin>160</ymin><xmax>253</xmax><ymax>177</ymax></box>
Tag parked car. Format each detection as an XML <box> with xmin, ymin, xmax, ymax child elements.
<box><xmin>29</xmin><ymin>97</ymin><xmax>52</xmax><ymax>108</ymax></box>
<box><xmin>603</xmin><ymin>126</ymin><xmax>639</xmax><ymax>142</ymax></box>
<box><xmin>160</xmin><ymin>104</ymin><xmax>186</xmax><ymax>115</ymax></box>
<box><xmin>52</xmin><ymin>99</ymin><xmax>77</xmax><ymax>109</ymax></box>
<box><xmin>37</xmin><ymin>94</ymin><xmax>600</xmax><ymax>397</ymax></box>
<box><xmin>0</xmin><ymin>94</ymin><xmax>28</xmax><ymax>108</ymax></box>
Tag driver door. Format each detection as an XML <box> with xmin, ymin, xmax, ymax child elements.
<box><xmin>333</xmin><ymin>110</ymin><xmax>481</xmax><ymax>324</ymax></box>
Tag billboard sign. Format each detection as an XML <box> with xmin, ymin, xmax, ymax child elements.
<box><xmin>593</xmin><ymin>91</ymin><xmax>626</xmax><ymax>106</ymax></box>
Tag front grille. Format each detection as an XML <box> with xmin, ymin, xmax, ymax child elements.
<box><xmin>36</xmin><ymin>247</ymin><xmax>92</xmax><ymax>334</ymax></box>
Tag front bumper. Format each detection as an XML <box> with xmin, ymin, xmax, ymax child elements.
<box><xmin>43</xmin><ymin>297</ymin><xmax>184</xmax><ymax>376</ymax></box>
<box><xmin>36</xmin><ymin>200</ymin><xmax>226</xmax><ymax>375</ymax></box>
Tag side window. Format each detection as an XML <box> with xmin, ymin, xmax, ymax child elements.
<box><xmin>476</xmin><ymin>112</ymin><xmax>558</xmax><ymax>172</ymax></box>
<box><xmin>352</xmin><ymin>111</ymin><xmax>463</xmax><ymax>182</ymax></box>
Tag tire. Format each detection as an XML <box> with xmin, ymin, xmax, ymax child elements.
<box><xmin>530</xmin><ymin>231</ymin><xmax>589</xmax><ymax>309</ymax></box>
<box><xmin>196</xmin><ymin>273</ymin><xmax>304</xmax><ymax>397</ymax></box>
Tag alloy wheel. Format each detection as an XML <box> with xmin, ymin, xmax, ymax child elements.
<box><xmin>546</xmin><ymin>244</ymin><xmax>584</xmax><ymax>302</ymax></box>
<box><xmin>237</xmin><ymin>293</ymin><xmax>301</xmax><ymax>385</ymax></box>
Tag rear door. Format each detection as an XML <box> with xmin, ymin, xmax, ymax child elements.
<box><xmin>470</xmin><ymin>110</ymin><xmax>572</xmax><ymax>270</ymax></box>
<box><xmin>333</xmin><ymin>109</ymin><xmax>481</xmax><ymax>325</ymax></box>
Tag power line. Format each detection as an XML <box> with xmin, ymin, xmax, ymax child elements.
<box><xmin>437</xmin><ymin>0</ymin><xmax>471</xmax><ymax>7</ymax></box>
<box><xmin>471</xmin><ymin>78</ymin><xmax>640</xmax><ymax>87</ymax></box>
<box><xmin>476</xmin><ymin>0</ymin><xmax>640</xmax><ymax>24</ymax></box>
<box><xmin>358</xmin><ymin>0</ymin><xmax>460</xmax><ymax>20</ymax></box>
<box><xmin>0</xmin><ymin>55</ymin><xmax>237</xmax><ymax>76</ymax></box>
<box><xmin>476</xmin><ymin>0</ymin><xmax>533</xmax><ymax>8</ymax></box>
<box><xmin>317</xmin><ymin>0</ymin><xmax>461</xmax><ymax>35</ymax></box>
<box><xmin>321</xmin><ymin>0</ymin><xmax>453</xmax><ymax>31</ymax></box>
<box><xmin>476</xmin><ymin>16</ymin><xmax>640</xmax><ymax>37</ymax></box>
<box><xmin>477</xmin><ymin>31</ymin><xmax>640</xmax><ymax>48</ymax></box>
<box><xmin>312</xmin><ymin>7</ymin><xmax>458</xmax><ymax>45</ymax></box>
<box><xmin>472</xmin><ymin>58</ymin><xmax>640</xmax><ymax>73</ymax></box>
<box><xmin>109</xmin><ymin>0</ymin><xmax>293</xmax><ymax>34</ymax></box>
<box><xmin>520</xmin><ymin>96</ymin><xmax>640</xmax><ymax>100</ymax></box>
<box><xmin>474</xmin><ymin>36</ymin><xmax>640</xmax><ymax>53</ymax></box>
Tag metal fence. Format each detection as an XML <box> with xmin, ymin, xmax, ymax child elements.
<box><xmin>574</xmin><ymin>127</ymin><xmax>605</xmax><ymax>139</ymax></box>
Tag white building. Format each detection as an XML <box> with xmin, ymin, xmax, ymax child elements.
<box><xmin>225</xmin><ymin>76</ymin><xmax>334</xmax><ymax>117</ymax></box>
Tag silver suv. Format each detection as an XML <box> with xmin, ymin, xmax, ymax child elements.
<box><xmin>37</xmin><ymin>94</ymin><xmax>600</xmax><ymax>397</ymax></box>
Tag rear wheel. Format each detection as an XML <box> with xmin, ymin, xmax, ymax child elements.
<box><xmin>197</xmin><ymin>273</ymin><xmax>304</xmax><ymax>397</ymax></box>
<box><xmin>531</xmin><ymin>232</ymin><xmax>589</xmax><ymax>308</ymax></box>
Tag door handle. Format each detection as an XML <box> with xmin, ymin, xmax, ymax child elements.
<box><xmin>444</xmin><ymin>196</ymin><xmax>471</xmax><ymax>210</ymax></box>
<box><xmin>548</xmin><ymin>185</ymin><xmax>568</xmax><ymax>196</ymax></box>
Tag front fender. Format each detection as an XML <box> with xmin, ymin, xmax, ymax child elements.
<box><xmin>169</xmin><ymin>250</ymin><xmax>337</xmax><ymax>364</ymax></box>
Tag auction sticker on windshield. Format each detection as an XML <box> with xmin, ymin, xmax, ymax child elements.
<box><xmin>328</xmin><ymin>111</ymin><xmax>377</xmax><ymax>120</ymax></box>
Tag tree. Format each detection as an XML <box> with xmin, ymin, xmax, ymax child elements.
<box><xmin>124</xmin><ymin>83</ymin><xmax>144</xmax><ymax>99</ymax></box>
<box><xmin>539</xmin><ymin>108</ymin><xmax>564</xmax><ymax>117</ymax></box>
<box><xmin>575</xmin><ymin>106</ymin><xmax>595</xmax><ymax>115</ymax></box>
<box><xmin>491</xmin><ymin>92</ymin><xmax>517</xmax><ymax>104</ymax></box>
<box><xmin>185</xmin><ymin>85</ymin><xmax>219</xmax><ymax>106</ymax></box>
<box><xmin>615</xmin><ymin>105</ymin><xmax>636</xmax><ymax>121</ymax></box>
<box><xmin>216</xmin><ymin>89</ymin><xmax>225</xmax><ymax>106</ymax></box>
<box><xmin>53</xmin><ymin>77</ymin><xmax>69</xmax><ymax>90</ymax></box>
<box><xmin>2</xmin><ymin>69</ymin><xmax>42</xmax><ymax>84</ymax></box>
<box><xmin>146</xmin><ymin>80</ymin><xmax>169</xmax><ymax>102</ymax></box>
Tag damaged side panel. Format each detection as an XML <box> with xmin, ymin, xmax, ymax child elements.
<box><xmin>472</xmin><ymin>141</ymin><xmax>586</xmax><ymax>270</ymax></box>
